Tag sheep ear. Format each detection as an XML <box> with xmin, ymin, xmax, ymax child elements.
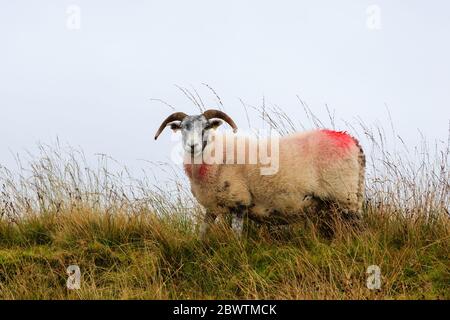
<box><xmin>169</xmin><ymin>122</ymin><xmax>182</xmax><ymax>132</ymax></box>
<box><xmin>206</xmin><ymin>120</ymin><xmax>223</xmax><ymax>130</ymax></box>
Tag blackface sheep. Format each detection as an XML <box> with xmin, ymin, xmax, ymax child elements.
<box><xmin>154</xmin><ymin>110</ymin><xmax>365</xmax><ymax>237</ymax></box>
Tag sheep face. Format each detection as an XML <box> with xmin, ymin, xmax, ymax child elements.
<box><xmin>155</xmin><ymin>110</ymin><xmax>238</xmax><ymax>158</ymax></box>
<box><xmin>173</xmin><ymin>115</ymin><xmax>223</xmax><ymax>157</ymax></box>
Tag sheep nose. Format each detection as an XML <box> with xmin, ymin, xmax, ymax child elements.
<box><xmin>190</xmin><ymin>145</ymin><xmax>196</xmax><ymax>153</ymax></box>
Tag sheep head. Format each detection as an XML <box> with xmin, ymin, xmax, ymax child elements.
<box><xmin>154</xmin><ymin>109</ymin><xmax>238</xmax><ymax>157</ymax></box>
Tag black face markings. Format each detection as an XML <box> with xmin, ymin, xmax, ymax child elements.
<box><xmin>181</xmin><ymin>116</ymin><xmax>221</xmax><ymax>138</ymax></box>
<box><xmin>181</xmin><ymin>115</ymin><xmax>207</xmax><ymax>131</ymax></box>
<box><xmin>204</xmin><ymin>119</ymin><xmax>223</xmax><ymax>131</ymax></box>
<box><xmin>179</xmin><ymin>115</ymin><xmax>211</xmax><ymax>155</ymax></box>
<box><xmin>184</xmin><ymin>122</ymin><xmax>192</xmax><ymax>130</ymax></box>
<box><xmin>170</xmin><ymin>122</ymin><xmax>182</xmax><ymax>131</ymax></box>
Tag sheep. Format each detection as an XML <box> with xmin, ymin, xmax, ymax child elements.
<box><xmin>154</xmin><ymin>109</ymin><xmax>365</xmax><ymax>237</ymax></box>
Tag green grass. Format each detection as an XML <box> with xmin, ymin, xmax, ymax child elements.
<box><xmin>0</xmin><ymin>205</ymin><xmax>448</xmax><ymax>299</ymax></box>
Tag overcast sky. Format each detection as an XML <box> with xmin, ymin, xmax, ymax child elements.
<box><xmin>1</xmin><ymin>1</ymin><xmax>449</xmax><ymax>176</ymax></box>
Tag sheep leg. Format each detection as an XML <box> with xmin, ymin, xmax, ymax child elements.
<box><xmin>199</xmin><ymin>211</ymin><xmax>217</xmax><ymax>239</ymax></box>
<box><xmin>231</xmin><ymin>212</ymin><xmax>244</xmax><ymax>237</ymax></box>
<box><xmin>230</xmin><ymin>205</ymin><xmax>246</xmax><ymax>237</ymax></box>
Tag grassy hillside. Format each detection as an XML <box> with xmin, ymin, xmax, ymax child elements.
<box><xmin>0</xmin><ymin>204</ymin><xmax>448</xmax><ymax>299</ymax></box>
<box><xmin>0</xmin><ymin>103</ymin><xmax>448</xmax><ymax>299</ymax></box>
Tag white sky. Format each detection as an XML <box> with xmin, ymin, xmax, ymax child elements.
<box><xmin>1</xmin><ymin>1</ymin><xmax>449</xmax><ymax>175</ymax></box>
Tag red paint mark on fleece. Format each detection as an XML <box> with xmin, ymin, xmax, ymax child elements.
<box><xmin>198</xmin><ymin>164</ymin><xmax>209</xmax><ymax>178</ymax></box>
<box><xmin>321</xmin><ymin>129</ymin><xmax>356</xmax><ymax>149</ymax></box>
<box><xmin>183</xmin><ymin>163</ymin><xmax>210</xmax><ymax>181</ymax></box>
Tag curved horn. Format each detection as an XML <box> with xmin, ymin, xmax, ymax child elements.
<box><xmin>203</xmin><ymin>109</ymin><xmax>238</xmax><ymax>133</ymax></box>
<box><xmin>154</xmin><ymin>112</ymin><xmax>187</xmax><ymax>140</ymax></box>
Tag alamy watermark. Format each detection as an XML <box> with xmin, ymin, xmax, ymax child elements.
<box><xmin>366</xmin><ymin>5</ymin><xmax>382</xmax><ymax>31</ymax></box>
<box><xmin>66</xmin><ymin>5</ymin><xmax>81</xmax><ymax>30</ymax></box>
<box><xmin>366</xmin><ymin>265</ymin><xmax>381</xmax><ymax>290</ymax></box>
<box><xmin>66</xmin><ymin>265</ymin><xmax>81</xmax><ymax>290</ymax></box>
<box><xmin>170</xmin><ymin>129</ymin><xmax>280</xmax><ymax>176</ymax></box>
